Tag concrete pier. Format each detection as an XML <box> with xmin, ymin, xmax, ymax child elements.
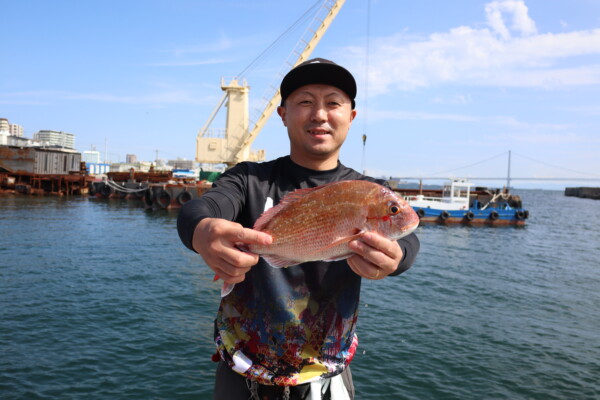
<box><xmin>565</xmin><ymin>187</ymin><xmax>600</xmax><ymax>200</ymax></box>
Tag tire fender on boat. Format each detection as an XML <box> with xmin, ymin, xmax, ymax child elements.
<box><xmin>177</xmin><ymin>190</ymin><xmax>193</xmax><ymax>205</ymax></box>
<box><xmin>157</xmin><ymin>189</ymin><xmax>171</xmax><ymax>209</ymax></box>
<box><xmin>515</xmin><ymin>210</ymin><xmax>525</xmax><ymax>220</ymax></box>
<box><xmin>416</xmin><ymin>208</ymin><xmax>425</xmax><ymax>218</ymax></box>
<box><xmin>439</xmin><ymin>211</ymin><xmax>449</xmax><ymax>221</ymax></box>
<box><xmin>99</xmin><ymin>184</ymin><xmax>112</xmax><ymax>198</ymax></box>
<box><xmin>465</xmin><ymin>211</ymin><xmax>475</xmax><ymax>221</ymax></box>
<box><xmin>489</xmin><ymin>211</ymin><xmax>499</xmax><ymax>221</ymax></box>
<box><xmin>144</xmin><ymin>188</ymin><xmax>154</xmax><ymax>205</ymax></box>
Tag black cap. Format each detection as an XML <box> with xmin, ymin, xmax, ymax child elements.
<box><xmin>279</xmin><ymin>58</ymin><xmax>356</xmax><ymax>109</ymax></box>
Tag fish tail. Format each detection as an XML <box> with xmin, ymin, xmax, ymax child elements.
<box><xmin>221</xmin><ymin>282</ymin><xmax>235</xmax><ymax>297</ymax></box>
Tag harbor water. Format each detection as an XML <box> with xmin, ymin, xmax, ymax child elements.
<box><xmin>1</xmin><ymin>190</ymin><xmax>599</xmax><ymax>399</ymax></box>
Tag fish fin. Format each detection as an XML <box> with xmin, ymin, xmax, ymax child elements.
<box><xmin>259</xmin><ymin>230</ymin><xmax>363</xmax><ymax>268</ymax></box>
<box><xmin>221</xmin><ymin>282</ymin><xmax>235</xmax><ymax>297</ymax></box>
<box><xmin>261</xmin><ymin>255</ymin><xmax>300</xmax><ymax>269</ymax></box>
<box><xmin>314</xmin><ymin>231</ymin><xmax>365</xmax><ymax>253</ymax></box>
<box><xmin>253</xmin><ymin>185</ymin><xmax>330</xmax><ymax>231</ymax></box>
<box><xmin>324</xmin><ymin>253</ymin><xmax>353</xmax><ymax>262</ymax></box>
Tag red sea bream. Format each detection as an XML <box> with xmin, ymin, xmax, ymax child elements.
<box><xmin>220</xmin><ymin>180</ymin><xmax>419</xmax><ymax>296</ymax></box>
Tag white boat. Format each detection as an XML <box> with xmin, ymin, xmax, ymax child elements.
<box><xmin>401</xmin><ymin>178</ymin><xmax>529</xmax><ymax>225</ymax></box>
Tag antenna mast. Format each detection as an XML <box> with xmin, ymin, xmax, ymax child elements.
<box><xmin>507</xmin><ymin>150</ymin><xmax>512</xmax><ymax>190</ymax></box>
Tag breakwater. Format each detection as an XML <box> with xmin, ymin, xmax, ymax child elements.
<box><xmin>564</xmin><ymin>186</ymin><xmax>600</xmax><ymax>200</ymax></box>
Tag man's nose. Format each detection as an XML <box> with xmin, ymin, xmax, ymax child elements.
<box><xmin>311</xmin><ymin>106</ymin><xmax>327</xmax><ymax>122</ymax></box>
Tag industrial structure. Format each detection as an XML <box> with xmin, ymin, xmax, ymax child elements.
<box><xmin>195</xmin><ymin>0</ymin><xmax>345</xmax><ymax>168</ymax></box>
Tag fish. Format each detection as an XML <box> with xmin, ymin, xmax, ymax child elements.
<box><xmin>218</xmin><ymin>180</ymin><xmax>419</xmax><ymax>296</ymax></box>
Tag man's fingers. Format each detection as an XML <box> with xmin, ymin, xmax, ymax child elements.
<box><xmin>349</xmin><ymin>237</ymin><xmax>388</xmax><ymax>267</ymax></box>
<box><xmin>219</xmin><ymin>245</ymin><xmax>260</xmax><ymax>271</ymax></box>
<box><xmin>232</xmin><ymin>226</ymin><xmax>272</xmax><ymax>246</ymax></box>
<box><xmin>355</xmin><ymin>232</ymin><xmax>397</xmax><ymax>258</ymax></box>
<box><xmin>194</xmin><ymin>218</ymin><xmax>272</xmax><ymax>287</ymax></box>
<box><xmin>348</xmin><ymin>232</ymin><xmax>403</xmax><ymax>279</ymax></box>
<box><xmin>347</xmin><ymin>255</ymin><xmax>383</xmax><ymax>280</ymax></box>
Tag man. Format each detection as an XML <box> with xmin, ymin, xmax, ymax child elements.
<box><xmin>177</xmin><ymin>58</ymin><xmax>420</xmax><ymax>399</ymax></box>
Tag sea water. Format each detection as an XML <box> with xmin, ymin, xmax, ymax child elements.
<box><xmin>1</xmin><ymin>190</ymin><xmax>599</xmax><ymax>399</ymax></box>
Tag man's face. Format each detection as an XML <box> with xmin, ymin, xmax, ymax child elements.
<box><xmin>277</xmin><ymin>84</ymin><xmax>356</xmax><ymax>168</ymax></box>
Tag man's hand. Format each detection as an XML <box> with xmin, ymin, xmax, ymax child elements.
<box><xmin>347</xmin><ymin>232</ymin><xmax>403</xmax><ymax>280</ymax></box>
<box><xmin>192</xmin><ymin>218</ymin><xmax>272</xmax><ymax>284</ymax></box>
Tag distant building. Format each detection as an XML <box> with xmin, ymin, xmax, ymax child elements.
<box><xmin>34</xmin><ymin>130</ymin><xmax>75</xmax><ymax>149</ymax></box>
<box><xmin>86</xmin><ymin>163</ymin><xmax>110</xmax><ymax>175</ymax></box>
<box><xmin>168</xmin><ymin>158</ymin><xmax>195</xmax><ymax>170</ymax></box>
<box><xmin>82</xmin><ymin>150</ymin><xmax>101</xmax><ymax>163</ymax></box>
<box><xmin>1</xmin><ymin>118</ymin><xmax>37</xmax><ymax>146</ymax></box>
<box><xmin>9</xmin><ymin>123</ymin><xmax>23</xmax><ymax>137</ymax></box>
<box><xmin>0</xmin><ymin>118</ymin><xmax>9</xmax><ymax>133</ymax></box>
<box><xmin>109</xmin><ymin>161</ymin><xmax>154</xmax><ymax>173</ymax></box>
<box><xmin>126</xmin><ymin>154</ymin><xmax>137</xmax><ymax>164</ymax></box>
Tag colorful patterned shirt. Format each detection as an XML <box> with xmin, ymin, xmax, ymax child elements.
<box><xmin>177</xmin><ymin>156</ymin><xmax>419</xmax><ymax>386</ymax></box>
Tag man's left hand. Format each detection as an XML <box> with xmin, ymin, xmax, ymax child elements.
<box><xmin>347</xmin><ymin>232</ymin><xmax>403</xmax><ymax>280</ymax></box>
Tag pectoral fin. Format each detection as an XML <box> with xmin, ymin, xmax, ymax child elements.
<box><xmin>314</xmin><ymin>230</ymin><xmax>365</xmax><ymax>253</ymax></box>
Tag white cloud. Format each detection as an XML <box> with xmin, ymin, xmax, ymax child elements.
<box><xmin>341</xmin><ymin>1</ymin><xmax>600</xmax><ymax>93</ymax></box>
<box><xmin>0</xmin><ymin>89</ymin><xmax>213</xmax><ymax>106</ymax></box>
<box><xmin>369</xmin><ymin>109</ymin><xmax>479</xmax><ymax>122</ymax></box>
<box><xmin>485</xmin><ymin>0</ymin><xmax>537</xmax><ymax>39</ymax></box>
<box><xmin>368</xmin><ymin>108</ymin><xmax>572</xmax><ymax>131</ymax></box>
<box><xmin>151</xmin><ymin>58</ymin><xmax>231</xmax><ymax>67</ymax></box>
<box><xmin>486</xmin><ymin>131</ymin><xmax>600</xmax><ymax>145</ymax></box>
<box><xmin>431</xmin><ymin>94</ymin><xmax>472</xmax><ymax>104</ymax></box>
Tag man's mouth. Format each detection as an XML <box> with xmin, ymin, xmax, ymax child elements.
<box><xmin>307</xmin><ymin>128</ymin><xmax>330</xmax><ymax>136</ymax></box>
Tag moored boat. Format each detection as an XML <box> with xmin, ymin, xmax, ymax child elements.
<box><xmin>397</xmin><ymin>179</ymin><xmax>529</xmax><ymax>226</ymax></box>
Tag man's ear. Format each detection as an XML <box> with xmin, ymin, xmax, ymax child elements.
<box><xmin>277</xmin><ymin>106</ymin><xmax>287</xmax><ymax>127</ymax></box>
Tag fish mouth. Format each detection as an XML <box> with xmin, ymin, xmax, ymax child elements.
<box><xmin>394</xmin><ymin>220</ymin><xmax>420</xmax><ymax>240</ymax></box>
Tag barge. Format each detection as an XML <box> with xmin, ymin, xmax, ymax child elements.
<box><xmin>90</xmin><ymin>167</ymin><xmax>212</xmax><ymax>210</ymax></box>
<box><xmin>0</xmin><ymin>145</ymin><xmax>92</xmax><ymax>195</ymax></box>
<box><xmin>394</xmin><ymin>179</ymin><xmax>529</xmax><ymax>226</ymax></box>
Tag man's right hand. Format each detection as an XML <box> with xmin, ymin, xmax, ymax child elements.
<box><xmin>192</xmin><ymin>218</ymin><xmax>272</xmax><ymax>284</ymax></box>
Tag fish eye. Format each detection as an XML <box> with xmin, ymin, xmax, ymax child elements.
<box><xmin>389</xmin><ymin>204</ymin><xmax>400</xmax><ymax>214</ymax></box>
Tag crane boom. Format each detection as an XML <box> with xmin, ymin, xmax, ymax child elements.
<box><xmin>195</xmin><ymin>0</ymin><xmax>346</xmax><ymax>167</ymax></box>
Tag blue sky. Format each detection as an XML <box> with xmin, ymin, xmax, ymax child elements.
<box><xmin>2</xmin><ymin>0</ymin><xmax>600</xmax><ymax>189</ymax></box>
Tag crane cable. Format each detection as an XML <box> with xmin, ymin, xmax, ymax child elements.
<box><xmin>236</xmin><ymin>0</ymin><xmax>322</xmax><ymax>79</ymax></box>
<box><xmin>362</xmin><ymin>0</ymin><xmax>372</xmax><ymax>175</ymax></box>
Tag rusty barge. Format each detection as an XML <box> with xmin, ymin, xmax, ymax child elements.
<box><xmin>0</xmin><ymin>145</ymin><xmax>92</xmax><ymax>196</ymax></box>
<box><xmin>90</xmin><ymin>168</ymin><xmax>212</xmax><ymax>210</ymax></box>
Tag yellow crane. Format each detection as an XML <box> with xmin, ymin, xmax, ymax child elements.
<box><xmin>195</xmin><ymin>0</ymin><xmax>346</xmax><ymax>167</ymax></box>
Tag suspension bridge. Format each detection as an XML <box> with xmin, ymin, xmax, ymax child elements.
<box><xmin>394</xmin><ymin>151</ymin><xmax>600</xmax><ymax>187</ymax></box>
